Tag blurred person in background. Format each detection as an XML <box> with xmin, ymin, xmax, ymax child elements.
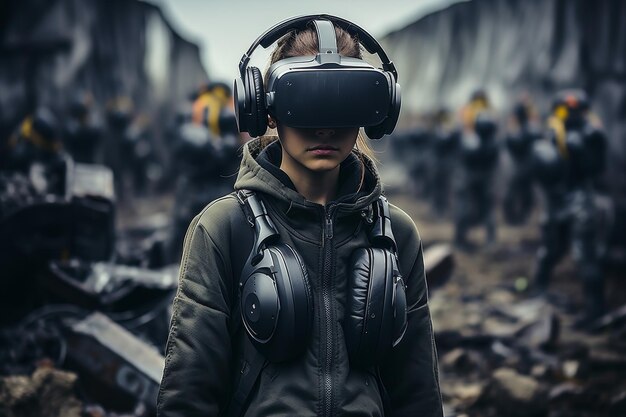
<box><xmin>502</xmin><ymin>93</ymin><xmax>542</xmax><ymax>225</ymax></box>
<box><xmin>105</xmin><ymin>95</ymin><xmax>134</xmax><ymax>200</ymax></box>
<box><xmin>454</xmin><ymin>89</ymin><xmax>499</xmax><ymax>249</ymax></box>
<box><xmin>124</xmin><ymin>113</ymin><xmax>162</xmax><ymax>196</ymax></box>
<box><xmin>532</xmin><ymin>89</ymin><xmax>609</xmax><ymax>326</ymax></box>
<box><xmin>63</xmin><ymin>91</ymin><xmax>103</xmax><ymax>164</ymax></box>
<box><xmin>2</xmin><ymin>107</ymin><xmax>70</xmax><ymax>197</ymax></box>
<box><xmin>430</xmin><ymin>107</ymin><xmax>461</xmax><ymax>217</ymax></box>
<box><xmin>191</xmin><ymin>81</ymin><xmax>242</xmax><ymax>175</ymax></box>
<box><xmin>168</xmin><ymin>82</ymin><xmax>241</xmax><ymax>262</ymax></box>
<box><xmin>389</xmin><ymin>124</ymin><xmax>433</xmax><ymax>199</ymax></box>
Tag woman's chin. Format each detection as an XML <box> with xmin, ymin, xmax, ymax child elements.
<box><xmin>304</xmin><ymin>159</ymin><xmax>341</xmax><ymax>172</ymax></box>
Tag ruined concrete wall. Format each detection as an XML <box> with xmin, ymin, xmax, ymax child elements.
<box><xmin>381</xmin><ymin>0</ymin><xmax>626</xmax><ymax>196</ymax></box>
<box><xmin>0</xmin><ymin>0</ymin><xmax>209</xmax><ymax>140</ymax></box>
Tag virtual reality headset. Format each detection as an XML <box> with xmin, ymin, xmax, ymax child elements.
<box><xmin>234</xmin><ymin>15</ymin><xmax>401</xmax><ymax>139</ymax></box>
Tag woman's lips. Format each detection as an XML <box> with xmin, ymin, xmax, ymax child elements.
<box><xmin>308</xmin><ymin>145</ymin><xmax>339</xmax><ymax>156</ymax></box>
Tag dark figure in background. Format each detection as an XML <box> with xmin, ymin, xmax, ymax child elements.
<box><xmin>64</xmin><ymin>91</ymin><xmax>103</xmax><ymax>164</ymax></box>
<box><xmin>532</xmin><ymin>89</ymin><xmax>608</xmax><ymax>325</ymax></box>
<box><xmin>190</xmin><ymin>81</ymin><xmax>241</xmax><ymax>177</ymax></box>
<box><xmin>168</xmin><ymin>83</ymin><xmax>241</xmax><ymax>262</ymax></box>
<box><xmin>503</xmin><ymin>95</ymin><xmax>542</xmax><ymax>225</ymax></box>
<box><xmin>430</xmin><ymin>107</ymin><xmax>461</xmax><ymax>216</ymax></box>
<box><xmin>454</xmin><ymin>90</ymin><xmax>499</xmax><ymax>248</ymax></box>
<box><xmin>125</xmin><ymin>114</ymin><xmax>160</xmax><ymax>196</ymax></box>
<box><xmin>390</xmin><ymin>127</ymin><xmax>433</xmax><ymax>198</ymax></box>
<box><xmin>105</xmin><ymin>98</ymin><xmax>160</xmax><ymax>198</ymax></box>
<box><xmin>2</xmin><ymin>108</ymin><xmax>70</xmax><ymax>197</ymax></box>
<box><xmin>105</xmin><ymin>96</ymin><xmax>134</xmax><ymax>199</ymax></box>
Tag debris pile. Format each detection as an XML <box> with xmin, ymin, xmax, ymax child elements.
<box><xmin>432</xmin><ymin>281</ymin><xmax>626</xmax><ymax>417</ymax></box>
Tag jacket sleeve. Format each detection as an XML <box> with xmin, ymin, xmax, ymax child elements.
<box><xmin>157</xmin><ymin>206</ymin><xmax>235</xmax><ymax>417</ymax></box>
<box><xmin>381</xmin><ymin>207</ymin><xmax>443</xmax><ymax>417</ymax></box>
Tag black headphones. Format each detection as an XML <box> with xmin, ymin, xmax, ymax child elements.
<box><xmin>237</xmin><ymin>190</ymin><xmax>407</xmax><ymax>366</ymax></box>
<box><xmin>236</xmin><ymin>189</ymin><xmax>313</xmax><ymax>363</ymax></box>
<box><xmin>234</xmin><ymin>14</ymin><xmax>401</xmax><ymax>139</ymax></box>
<box><xmin>345</xmin><ymin>194</ymin><xmax>408</xmax><ymax>368</ymax></box>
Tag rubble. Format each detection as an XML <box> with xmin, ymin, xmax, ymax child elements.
<box><xmin>0</xmin><ymin>366</ymin><xmax>82</xmax><ymax>417</ymax></box>
<box><xmin>64</xmin><ymin>313</ymin><xmax>165</xmax><ymax>414</ymax></box>
<box><xmin>424</xmin><ymin>243</ymin><xmax>455</xmax><ymax>290</ymax></box>
<box><xmin>487</xmin><ymin>368</ymin><xmax>547</xmax><ymax>416</ymax></box>
<box><xmin>424</xmin><ymin>227</ymin><xmax>626</xmax><ymax>417</ymax></box>
<box><xmin>590</xmin><ymin>305</ymin><xmax>626</xmax><ymax>333</ymax></box>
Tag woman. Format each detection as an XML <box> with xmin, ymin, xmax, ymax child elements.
<box><xmin>157</xmin><ymin>16</ymin><xmax>442</xmax><ymax>417</ymax></box>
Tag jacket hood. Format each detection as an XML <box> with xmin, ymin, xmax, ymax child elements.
<box><xmin>234</xmin><ymin>136</ymin><xmax>383</xmax><ymax>213</ymax></box>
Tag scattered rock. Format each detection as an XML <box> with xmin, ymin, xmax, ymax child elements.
<box><xmin>590</xmin><ymin>304</ymin><xmax>626</xmax><ymax>332</ymax></box>
<box><xmin>486</xmin><ymin>288</ymin><xmax>516</xmax><ymax>305</ymax></box>
<box><xmin>448</xmin><ymin>383</ymin><xmax>484</xmax><ymax>407</ymax></box>
<box><xmin>483</xmin><ymin>317</ymin><xmax>520</xmax><ymax>338</ymax></box>
<box><xmin>440</xmin><ymin>348</ymin><xmax>485</xmax><ymax>374</ymax></box>
<box><xmin>508</xmin><ymin>298</ymin><xmax>553</xmax><ymax>324</ymax></box>
<box><xmin>515</xmin><ymin>312</ymin><xmax>560</xmax><ymax>351</ymax></box>
<box><xmin>424</xmin><ymin>244</ymin><xmax>454</xmax><ymax>290</ymax></box>
<box><xmin>441</xmin><ymin>348</ymin><xmax>468</xmax><ymax>370</ymax></box>
<box><xmin>548</xmin><ymin>382</ymin><xmax>585</xmax><ymax>403</ymax></box>
<box><xmin>0</xmin><ymin>366</ymin><xmax>82</xmax><ymax>417</ymax></box>
<box><xmin>531</xmin><ymin>364</ymin><xmax>549</xmax><ymax>378</ymax></box>
<box><xmin>487</xmin><ymin>367</ymin><xmax>547</xmax><ymax>417</ymax></box>
<box><xmin>562</xmin><ymin>360</ymin><xmax>580</xmax><ymax>379</ymax></box>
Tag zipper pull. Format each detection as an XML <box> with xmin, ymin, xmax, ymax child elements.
<box><xmin>325</xmin><ymin>214</ymin><xmax>333</xmax><ymax>240</ymax></box>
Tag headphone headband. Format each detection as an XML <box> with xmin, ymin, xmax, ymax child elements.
<box><xmin>238</xmin><ymin>14</ymin><xmax>397</xmax><ymax>81</ymax></box>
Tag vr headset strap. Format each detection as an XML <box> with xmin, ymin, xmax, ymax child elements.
<box><xmin>313</xmin><ymin>20</ymin><xmax>337</xmax><ymax>54</ymax></box>
<box><xmin>239</xmin><ymin>14</ymin><xmax>398</xmax><ymax>81</ymax></box>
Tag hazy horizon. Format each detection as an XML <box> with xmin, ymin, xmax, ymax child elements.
<box><xmin>149</xmin><ymin>0</ymin><xmax>463</xmax><ymax>82</ymax></box>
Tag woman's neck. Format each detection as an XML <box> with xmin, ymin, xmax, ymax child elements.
<box><xmin>279</xmin><ymin>149</ymin><xmax>339</xmax><ymax>206</ymax></box>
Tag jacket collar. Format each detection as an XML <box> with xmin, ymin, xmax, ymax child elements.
<box><xmin>234</xmin><ymin>137</ymin><xmax>383</xmax><ymax>215</ymax></box>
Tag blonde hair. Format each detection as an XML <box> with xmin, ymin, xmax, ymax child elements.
<box><xmin>266</xmin><ymin>23</ymin><xmax>379</xmax><ymax>191</ymax></box>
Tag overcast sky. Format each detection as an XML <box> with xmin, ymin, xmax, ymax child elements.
<box><xmin>151</xmin><ymin>0</ymin><xmax>462</xmax><ymax>82</ymax></box>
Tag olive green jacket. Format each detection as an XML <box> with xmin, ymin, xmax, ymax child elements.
<box><xmin>157</xmin><ymin>137</ymin><xmax>442</xmax><ymax>416</ymax></box>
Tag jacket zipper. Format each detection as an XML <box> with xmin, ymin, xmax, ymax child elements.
<box><xmin>321</xmin><ymin>205</ymin><xmax>335</xmax><ymax>417</ymax></box>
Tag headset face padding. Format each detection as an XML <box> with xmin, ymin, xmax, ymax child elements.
<box><xmin>345</xmin><ymin>247</ymin><xmax>407</xmax><ymax>367</ymax></box>
<box><xmin>240</xmin><ymin>242</ymin><xmax>313</xmax><ymax>363</ymax></box>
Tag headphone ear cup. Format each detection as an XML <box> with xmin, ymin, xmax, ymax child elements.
<box><xmin>246</xmin><ymin>67</ymin><xmax>268</xmax><ymax>137</ymax></box>
<box><xmin>233</xmin><ymin>77</ymin><xmax>247</xmax><ymax>133</ymax></box>
<box><xmin>247</xmin><ymin>243</ymin><xmax>313</xmax><ymax>362</ymax></box>
<box><xmin>345</xmin><ymin>247</ymin><xmax>396</xmax><ymax>367</ymax></box>
<box><xmin>365</xmin><ymin>74</ymin><xmax>401</xmax><ymax>140</ymax></box>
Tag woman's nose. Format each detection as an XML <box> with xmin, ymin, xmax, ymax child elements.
<box><xmin>315</xmin><ymin>128</ymin><xmax>335</xmax><ymax>137</ymax></box>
